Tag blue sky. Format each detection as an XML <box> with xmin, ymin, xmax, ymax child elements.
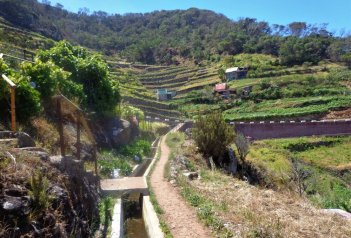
<box><xmin>50</xmin><ymin>0</ymin><xmax>351</xmax><ymax>33</ymax></box>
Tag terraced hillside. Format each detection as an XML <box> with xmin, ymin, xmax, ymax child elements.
<box><xmin>108</xmin><ymin>61</ymin><xmax>184</xmax><ymax>120</ymax></box>
<box><xmin>110</xmin><ymin>57</ymin><xmax>351</xmax><ymax>123</ymax></box>
<box><xmin>138</xmin><ymin>65</ymin><xmax>220</xmax><ymax>96</ymax></box>
<box><xmin>110</xmin><ymin>62</ymin><xmax>224</xmax><ymax>120</ymax></box>
<box><xmin>169</xmin><ymin>59</ymin><xmax>351</xmax><ymax>121</ymax></box>
<box><xmin>0</xmin><ymin>17</ymin><xmax>54</xmax><ymax>68</ymax></box>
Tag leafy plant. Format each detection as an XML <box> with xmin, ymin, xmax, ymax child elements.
<box><xmin>0</xmin><ymin>60</ymin><xmax>41</xmax><ymax>122</ymax></box>
<box><xmin>38</xmin><ymin>41</ymin><xmax>120</xmax><ymax>114</ymax></box>
<box><xmin>29</xmin><ymin>171</ymin><xmax>51</xmax><ymax>211</ymax></box>
<box><xmin>98</xmin><ymin>157</ymin><xmax>132</xmax><ymax>178</ymax></box>
<box><xmin>119</xmin><ymin>139</ymin><xmax>151</xmax><ymax>158</ymax></box>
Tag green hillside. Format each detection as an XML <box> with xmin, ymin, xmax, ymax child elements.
<box><xmin>0</xmin><ymin>0</ymin><xmax>350</xmax><ymax>66</ymax></box>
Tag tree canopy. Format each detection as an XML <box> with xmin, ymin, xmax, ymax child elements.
<box><xmin>0</xmin><ymin>0</ymin><xmax>350</xmax><ymax>65</ymax></box>
<box><xmin>37</xmin><ymin>41</ymin><xmax>120</xmax><ymax>114</ymax></box>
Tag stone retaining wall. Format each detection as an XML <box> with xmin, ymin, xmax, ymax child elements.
<box><xmin>234</xmin><ymin>119</ymin><xmax>351</xmax><ymax>140</ymax></box>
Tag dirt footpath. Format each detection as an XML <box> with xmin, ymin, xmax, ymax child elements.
<box><xmin>150</xmin><ymin>135</ymin><xmax>212</xmax><ymax>238</ymax></box>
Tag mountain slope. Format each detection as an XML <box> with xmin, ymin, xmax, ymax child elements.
<box><xmin>0</xmin><ymin>0</ymin><xmax>346</xmax><ymax>65</ymax></box>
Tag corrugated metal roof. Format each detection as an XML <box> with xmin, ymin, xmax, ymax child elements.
<box><xmin>225</xmin><ymin>67</ymin><xmax>239</xmax><ymax>73</ymax></box>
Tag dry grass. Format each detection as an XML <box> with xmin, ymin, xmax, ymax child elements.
<box><xmin>31</xmin><ymin>117</ymin><xmax>91</xmax><ymax>155</ymax></box>
<box><xmin>31</xmin><ymin>117</ymin><xmax>60</xmax><ymax>154</ymax></box>
<box><xmin>179</xmin><ymin>140</ymin><xmax>351</xmax><ymax>238</ymax></box>
<box><xmin>194</xmin><ymin>170</ymin><xmax>351</xmax><ymax>237</ymax></box>
<box><xmin>322</xmin><ymin>108</ymin><xmax>351</xmax><ymax>119</ymax></box>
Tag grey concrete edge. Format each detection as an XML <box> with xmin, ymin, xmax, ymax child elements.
<box><xmin>143</xmin><ymin>196</ymin><xmax>164</xmax><ymax>238</ymax></box>
<box><xmin>110</xmin><ymin>198</ymin><xmax>123</xmax><ymax>238</ymax></box>
<box><xmin>144</xmin><ymin>137</ymin><xmax>162</xmax><ymax>177</ymax></box>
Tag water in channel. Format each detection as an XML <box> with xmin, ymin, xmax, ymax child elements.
<box><xmin>123</xmin><ymin>193</ymin><xmax>148</xmax><ymax>238</ymax></box>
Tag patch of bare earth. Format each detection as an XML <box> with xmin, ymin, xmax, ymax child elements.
<box><xmin>343</xmin><ymin>81</ymin><xmax>351</xmax><ymax>89</ymax></box>
<box><xmin>191</xmin><ymin>170</ymin><xmax>351</xmax><ymax>238</ymax></box>
<box><xmin>323</xmin><ymin>108</ymin><xmax>351</xmax><ymax>119</ymax></box>
<box><xmin>150</xmin><ymin>136</ymin><xmax>212</xmax><ymax>238</ymax></box>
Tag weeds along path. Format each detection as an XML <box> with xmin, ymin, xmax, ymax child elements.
<box><xmin>150</xmin><ymin>135</ymin><xmax>212</xmax><ymax>238</ymax></box>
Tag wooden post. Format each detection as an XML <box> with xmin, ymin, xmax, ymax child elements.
<box><xmin>2</xmin><ymin>75</ymin><xmax>16</xmax><ymax>132</ymax></box>
<box><xmin>10</xmin><ymin>87</ymin><xmax>16</xmax><ymax>132</ymax></box>
<box><xmin>57</xmin><ymin>97</ymin><xmax>65</xmax><ymax>157</ymax></box>
<box><xmin>76</xmin><ymin>112</ymin><xmax>81</xmax><ymax>160</ymax></box>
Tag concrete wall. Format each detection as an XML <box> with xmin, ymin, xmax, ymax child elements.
<box><xmin>234</xmin><ymin>119</ymin><xmax>351</xmax><ymax>140</ymax></box>
<box><xmin>110</xmin><ymin>199</ymin><xmax>123</xmax><ymax>238</ymax></box>
<box><xmin>172</xmin><ymin>119</ymin><xmax>351</xmax><ymax>140</ymax></box>
<box><xmin>143</xmin><ymin>196</ymin><xmax>164</xmax><ymax>238</ymax></box>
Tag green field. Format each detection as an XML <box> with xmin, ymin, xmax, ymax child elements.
<box><xmin>248</xmin><ymin>136</ymin><xmax>351</xmax><ymax>211</ymax></box>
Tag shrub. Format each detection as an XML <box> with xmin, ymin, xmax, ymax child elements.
<box><xmin>117</xmin><ymin>103</ymin><xmax>145</xmax><ymax>121</ymax></box>
<box><xmin>98</xmin><ymin>153</ymin><xmax>132</xmax><ymax>178</ymax></box>
<box><xmin>120</xmin><ymin>139</ymin><xmax>151</xmax><ymax>158</ymax></box>
<box><xmin>13</xmin><ymin>77</ymin><xmax>42</xmax><ymax>122</ymax></box>
<box><xmin>21</xmin><ymin>60</ymin><xmax>62</xmax><ymax>100</ymax></box>
<box><xmin>0</xmin><ymin>60</ymin><xmax>41</xmax><ymax>122</ymax></box>
<box><xmin>192</xmin><ymin>112</ymin><xmax>235</xmax><ymax>166</ymax></box>
<box><xmin>29</xmin><ymin>171</ymin><xmax>51</xmax><ymax>211</ymax></box>
<box><xmin>235</xmin><ymin>133</ymin><xmax>250</xmax><ymax>163</ymax></box>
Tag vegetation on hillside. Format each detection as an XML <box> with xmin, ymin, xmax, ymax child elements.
<box><xmin>0</xmin><ymin>0</ymin><xmax>350</xmax><ymax>66</ymax></box>
<box><xmin>192</xmin><ymin>112</ymin><xmax>235</xmax><ymax>167</ymax></box>
<box><xmin>37</xmin><ymin>41</ymin><xmax>120</xmax><ymax>114</ymax></box>
<box><xmin>1</xmin><ymin>40</ymin><xmax>121</xmax><ymax>126</ymax></box>
<box><xmin>167</xmin><ymin>132</ymin><xmax>351</xmax><ymax>237</ymax></box>
<box><xmin>171</xmin><ymin>64</ymin><xmax>351</xmax><ymax>121</ymax></box>
<box><xmin>248</xmin><ymin>136</ymin><xmax>351</xmax><ymax>212</ymax></box>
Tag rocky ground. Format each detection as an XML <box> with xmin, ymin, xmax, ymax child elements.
<box><xmin>0</xmin><ymin>137</ymin><xmax>100</xmax><ymax>237</ymax></box>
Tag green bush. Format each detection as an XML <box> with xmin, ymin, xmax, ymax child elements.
<box><xmin>120</xmin><ymin>139</ymin><xmax>151</xmax><ymax>158</ymax></box>
<box><xmin>14</xmin><ymin>78</ymin><xmax>42</xmax><ymax>121</ymax></box>
<box><xmin>0</xmin><ymin>60</ymin><xmax>41</xmax><ymax>122</ymax></box>
<box><xmin>38</xmin><ymin>41</ymin><xmax>120</xmax><ymax>114</ymax></box>
<box><xmin>192</xmin><ymin>112</ymin><xmax>235</xmax><ymax>166</ymax></box>
<box><xmin>98</xmin><ymin>155</ymin><xmax>132</xmax><ymax>178</ymax></box>
<box><xmin>21</xmin><ymin>60</ymin><xmax>72</xmax><ymax>100</ymax></box>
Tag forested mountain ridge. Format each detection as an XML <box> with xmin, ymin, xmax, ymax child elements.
<box><xmin>0</xmin><ymin>0</ymin><xmax>350</xmax><ymax>66</ymax></box>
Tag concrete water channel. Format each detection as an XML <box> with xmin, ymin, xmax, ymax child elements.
<box><xmin>101</xmin><ymin>138</ymin><xmax>164</xmax><ymax>238</ymax></box>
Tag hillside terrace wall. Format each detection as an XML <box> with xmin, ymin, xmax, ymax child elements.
<box><xmin>233</xmin><ymin>119</ymin><xmax>351</xmax><ymax>140</ymax></box>
<box><xmin>145</xmin><ymin>117</ymin><xmax>351</xmax><ymax>140</ymax></box>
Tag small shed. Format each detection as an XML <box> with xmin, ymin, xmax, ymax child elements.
<box><xmin>225</xmin><ymin>67</ymin><xmax>248</xmax><ymax>81</ymax></box>
<box><xmin>156</xmin><ymin>89</ymin><xmax>176</xmax><ymax>101</ymax></box>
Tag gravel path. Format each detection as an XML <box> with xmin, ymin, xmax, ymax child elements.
<box><xmin>150</xmin><ymin>135</ymin><xmax>212</xmax><ymax>238</ymax></box>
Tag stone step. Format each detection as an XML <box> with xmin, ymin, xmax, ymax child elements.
<box><xmin>15</xmin><ymin>147</ymin><xmax>47</xmax><ymax>152</ymax></box>
<box><xmin>14</xmin><ymin>147</ymin><xmax>49</xmax><ymax>161</ymax></box>
<box><xmin>0</xmin><ymin>138</ymin><xmax>18</xmax><ymax>147</ymax></box>
<box><xmin>0</xmin><ymin>131</ymin><xmax>16</xmax><ymax>139</ymax></box>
